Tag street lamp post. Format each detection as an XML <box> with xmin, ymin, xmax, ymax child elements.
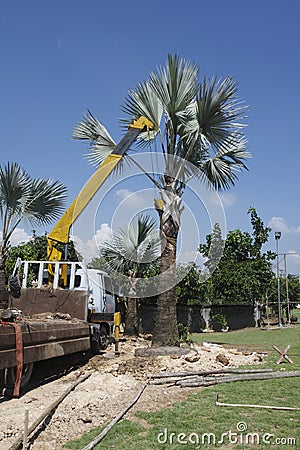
<box><xmin>275</xmin><ymin>231</ymin><xmax>282</xmax><ymax>327</ymax></box>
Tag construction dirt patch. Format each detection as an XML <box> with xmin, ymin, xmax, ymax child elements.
<box><xmin>0</xmin><ymin>336</ymin><xmax>265</xmax><ymax>449</ymax></box>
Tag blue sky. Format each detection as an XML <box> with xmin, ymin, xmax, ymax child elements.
<box><xmin>1</xmin><ymin>0</ymin><xmax>300</xmax><ymax>274</ymax></box>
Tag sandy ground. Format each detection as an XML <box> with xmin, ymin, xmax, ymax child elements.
<box><xmin>0</xmin><ymin>336</ymin><xmax>264</xmax><ymax>450</ymax></box>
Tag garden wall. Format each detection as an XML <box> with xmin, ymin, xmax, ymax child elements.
<box><xmin>137</xmin><ymin>303</ymin><xmax>255</xmax><ymax>333</ymax></box>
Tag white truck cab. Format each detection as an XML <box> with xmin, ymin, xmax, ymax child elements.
<box><xmin>12</xmin><ymin>259</ymin><xmax>116</xmax><ymax>351</ymax></box>
<box><xmin>75</xmin><ymin>268</ymin><xmax>115</xmax><ymax>314</ymax></box>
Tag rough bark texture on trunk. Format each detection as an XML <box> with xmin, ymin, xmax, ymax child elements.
<box><xmin>125</xmin><ymin>297</ymin><xmax>138</xmax><ymax>336</ymax></box>
<box><xmin>0</xmin><ymin>250</ymin><xmax>8</xmax><ymax>308</ymax></box>
<box><xmin>0</xmin><ymin>269</ymin><xmax>6</xmax><ymax>294</ymax></box>
<box><xmin>152</xmin><ymin>211</ymin><xmax>179</xmax><ymax>347</ymax></box>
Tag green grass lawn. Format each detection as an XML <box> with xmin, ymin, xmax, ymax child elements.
<box><xmin>65</xmin><ymin>326</ymin><xmax>300</xmax><ymax>450</ymax></box>
<box><xmin>192</xmin><ymin>324</ymin><xmax>300</xmax><ymax>363</ymax></box>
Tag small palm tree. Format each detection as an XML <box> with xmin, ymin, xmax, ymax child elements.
<box><xmin>101</xmin><ymin>214</ymin><xmax>160</xmax><ymax>335</ymax></box>
<box><xmin>73</xmin><ymin>54</ymin><xmax>250</xmax><ymax>345</ymax></box>
<box><xmin>0</xmin><ymin>162</ymin><xmax>67</xmax><ymax>300</ymax></box>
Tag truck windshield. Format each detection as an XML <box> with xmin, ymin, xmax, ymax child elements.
<box><xmin>103</xmin><ymin>276</ymin><xmax>115</xmax><ymax>313</ymax></box>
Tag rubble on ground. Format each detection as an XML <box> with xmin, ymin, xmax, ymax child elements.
<box><xmin>0</xmin><ymin>335</ymin><xmax>265</xmax><ymax>450</ymax></box>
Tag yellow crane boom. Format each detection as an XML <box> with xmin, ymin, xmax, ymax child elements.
<box><xmin>47</xmin><ymin>116</ymin><xmax>154</xmax><ymax>268</ymax></box>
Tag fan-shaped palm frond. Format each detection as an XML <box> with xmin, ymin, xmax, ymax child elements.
<box><xmin>0</xmin><ymin>162</ymin><xmax>67</xmax><ymax>291</ymax></box>
<box><xmin>101</xmin><ymin>214</ymin><xmax>160</xmax><ymax>276</ymax></box>
<box><xmin>150</xmin><ymin>54</ymin><xmax>199</xmax><ymax>121</ymax></box>
<box><xmin>24</xmin><ymin>178</ymin><xmax>67</xmax><ymax>225</ymax></box>
<box><xmin>121</xmin><ymin>80</ymin><xmax>162</xmax><ymax>142</ymax></box>
<box><xmin>162</xmin><ymin>74</ymin><xmax>249</xmax><ymax>191</ymax></box>
<box><xmin>149</xmin><ymin>54</ymin><xmax>199</xmax><ymax>155</ymax></box>
<box><xmin>72</xmin><ymin>110</ymin><xmax>116</xmax><ymax>166</ymax></box>
<box><xmin>121</xmin><ymin>54</ymin><xmax>199</xmax><ymax>155</ymax></box>
<box><xmin>194</xmin><ymin>76</ymin><xmax>248</xmax><ymax>149</ymax></box>
<box><xmin>199</xmin><ymin>135</ymin><xmax>251</xmax><ymax>190</ymax></box>
<box><xmin>0</xmin><ymin>162</ymin><xmax>31</xmax><ymax>219</ymax></box>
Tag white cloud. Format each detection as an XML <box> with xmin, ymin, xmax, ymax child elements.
<box><xmin>268</xmin><ymin>217</ymin><xmax>300</xmax><ymax>234</ymax></box>
<box><xmin>219</xmin><ymin>193</ymin><xmax>237</xmax><ymax>207</ymax></box>
<box><xmin>287</xmin><ymin>250</ymin><xmax>300</xmax><ymax>260</ymax></box>
<box><xmin>270</xmin><ymin>249</ymin><xmax>300</xmax><ymax>276</ymax></box>
<box><xmin>284</xmin><ymin>250</ymin><xmax>300</xmax><ymax>275</ymax></box>
<box><xmin>208</xmin><ymin>192</ymin><xmax>237</xmax><ymax>208</ymax></box>
<box><xmin>0</xmin><ymin>228</ymin><xmax>32</xmax><ymax>247</ymax></box>
<box><xmin>93</xmin><ymin>224</ymin><xmax>113</xmax><ymax>247</ymax></box>
<box><xmin>71</xmin><ymin>223</ymin><xmax>113</xmax><ymax>262</ymax></box>
<box><xmin>115</xmin><ymin>189</ymin><xmax>146</xmax><ymax>209</ymax></box>
<box><xmin>116</xmin><ymin>189</ymin><xmax>132</xmax><ymax>199</ymax></box>
<box><xmin>0</xmin><ymin>224</ymin><xmax>113</xmax><ymax>263</ymax></box>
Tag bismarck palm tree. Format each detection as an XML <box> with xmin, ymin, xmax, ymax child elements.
<box><xmin>101</xmin><ymin>214</ymin><xmax>160</xmax><ymax>335</ymax></box>
<box><xmin>73</xmin><ymin>54</ymin><xmax>250</xmax><ymax>346</ymax></box>
<box><xmin>0</xmin><ymin>162</ymin><xmax>67</xmax><ymax>302</ymax></box>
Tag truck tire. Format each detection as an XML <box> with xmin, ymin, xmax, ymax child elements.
<box><xmin>5</xmin><ymin>362</ymin><xmax>34</xmax><ymax>390</ymax></box>
<box><xmin>91</xmin><ymin>325</ymin><xmax>108</xmax><ymax>354</ymax></box>
<box><xmin>0</xmin><ymin>370</ymin><xmax>5</xmax><ymax>389</ymax></box>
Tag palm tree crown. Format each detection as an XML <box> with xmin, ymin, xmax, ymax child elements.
<box><xmin>123</xmin><ymin>55</ymin><xmax>250</xmax><ymax>191</ymax></box>
<box><xmin>101</xmin><ymin>214</ymin><xmax>160</xmax><ymax>278</ymax></box>
<box><xmin>0</xmin><ymin>162</ymin><xmax>67</xmax><ymax>276</ymax></box>
<box><xmin>73</xmin><ymin>54</ymin><xmax>250</xmax><ymax>198</ymax></box>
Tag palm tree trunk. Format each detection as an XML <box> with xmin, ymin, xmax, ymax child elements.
<box><xmin>152</xmin><ymin>211</ymin><xmax>179</xmax><ymax>346</ymax></box>
<box><xmin>125</xmin><ymin>297</ymin><xmax>138</xmax><ymax>336</ymax></box>
<box><xmin>0</xmin><ymin>247</ymin><xmax>8</xmax><ymax>308</ymax></box>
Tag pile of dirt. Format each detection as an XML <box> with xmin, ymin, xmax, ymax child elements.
<box><xmin>87</xmin><ymin>337</ymin><xmax>263</xmax><ymax>379</ymax></box>
<box><xmin>0</xmin><ymin>336</ymin><xmax>264</xmax><ymax>450</ymax></box>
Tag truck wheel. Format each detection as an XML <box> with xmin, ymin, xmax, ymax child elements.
<box><xmin>6</xmin><ymin>362</ymin><xmax>34</xmax><ymax>390</ymax></box>
<box><xmin>91</xmin><ymin>326</ymin><xmax>108</xmax><ymax>354</ymax></box>
<box><xmin>0</xmin><ymin>370</ymin><xmax>5</xmax><ymax>389</ymax></box>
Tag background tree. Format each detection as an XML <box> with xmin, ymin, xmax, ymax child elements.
<box><xmin>176</xmin><ymin>262</ymin><xmax>205</xmax><ymax>304</ymax></box>
<box><xmin>5</xmin><ymin>232</ymin><xmax>78</xmax><ymax>286</ymax></box>
<box><xmin>199</xmin><ymin>208</ymin><xmax>275</xmax><ymax>305</ymax></box>
<box><xmin>73</xmin><ymin>54</ymin><xmax>250</xmax><ymax>345</ymax></box>
<box><xmin>100</xmin><ymin>214</ymin><xmax>160</xmax><ymax>335</ymax></box>
<box><xmin>0</xmin><ymin>162</ymin><xmax>66</xmax><ymax>303</ymax></box>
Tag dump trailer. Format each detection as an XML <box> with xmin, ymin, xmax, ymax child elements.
<box><xmin>0</xmin><ymin>259</ymin><xmax>118</xmax><ymax>396</ymax></box>
<box><xmin>0</xmin><ymin>116</ymin><xmax>154</xmax><ymax>395</ymax></box>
